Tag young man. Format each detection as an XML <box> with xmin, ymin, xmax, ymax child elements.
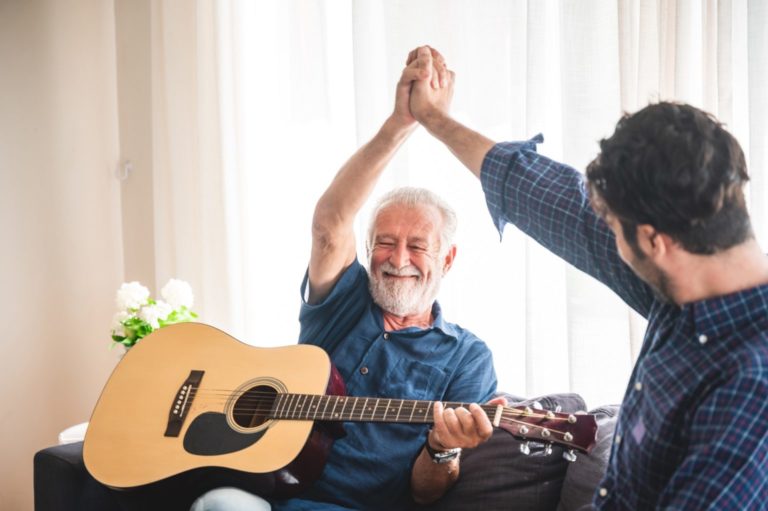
<box><xmin>407</xmin><ymin>46</ymin><xmax>768</xmax><ymax>510</ymax></box>
<box><xmin>191</xmin><ymin>48</ymin><xmax>502</xmax><ymax>511</ymax></box>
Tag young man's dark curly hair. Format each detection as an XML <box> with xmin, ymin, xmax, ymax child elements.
<box><xmin>586</xmin><ymin>102</ymin><xmax>752</xmax><ymax>255</ymax></box>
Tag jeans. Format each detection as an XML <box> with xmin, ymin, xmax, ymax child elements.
<box><xmin>190</xmin><ymin>487</ymin><xmax>271</xmax><ymax>511</ymax></box>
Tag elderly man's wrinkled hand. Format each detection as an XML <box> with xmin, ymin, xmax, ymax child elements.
<box><xmin>428</xmin><ymin>396</ymin><xmax>507</xmax><ymax>451</ymax></box>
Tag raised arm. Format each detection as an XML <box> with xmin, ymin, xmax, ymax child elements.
<box><xmin>407</xmin><ymin>46</ymin><xmax>655</xmax><ymax>316</ymax></box>
<box><xmin>407</xmin><ymin>46</ymin><xmax>495</xmax><ymax>178</ymax></box>
<box><xmin>308</xmin><ymin>54</ymin><xmax>448</xmax><ymax>304</ymax></box>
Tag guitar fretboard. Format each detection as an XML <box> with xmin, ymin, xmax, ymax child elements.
<box><xmin>270</xmin><ymin>394</ymin><xmax>488</xmax><ymax>423</ymax></box>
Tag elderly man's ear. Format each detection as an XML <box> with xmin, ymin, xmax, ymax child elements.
<box><xmin>442</xmin><ymin>245</ymin><xmax>457</xmax><ymax>275</ymax></box>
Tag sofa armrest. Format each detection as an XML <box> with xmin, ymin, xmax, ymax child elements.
<box><xmin>34</xmin><ymin>441</ymin><xmax>119</xmax><ymax>511</ymax></box>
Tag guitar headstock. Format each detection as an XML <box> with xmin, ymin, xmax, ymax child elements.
<box><xmin>496</xmin><ymin>405</ymin><xmax>597</xmax><ymax>456</ymax></box>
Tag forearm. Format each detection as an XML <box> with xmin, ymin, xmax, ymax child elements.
<box><xmin>313</xmin><ymin>116</ymin><xmax>415</xmax><ymax>232</ymax></box>
<box><xmin>410</xmin><ymin>445</ymin><xmax>460</xmax><ymax>505</ymax></box>
<box><xmin>309</xmin><ymin>116</ymin><xmax>414</xmax><ymax>302</ymax></box>
<box><xmin>419</xmin><ymin>112</ymin><xmax>495</xmax><ymax>179</ymax></box>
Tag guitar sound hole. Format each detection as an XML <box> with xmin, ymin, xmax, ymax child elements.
<box><xmin>232</xmin><ymin>385</ymin><xmax>277</xmax><ymax>429</ymax></box>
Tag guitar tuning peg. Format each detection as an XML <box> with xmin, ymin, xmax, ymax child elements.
<box><xmin>519</xmin><ymin>441</ymin><xmax>531</xmax><ymax>455</ymax></box>
<box><xmin>544</xmin><ymin>443</ymin><xmax>553</xmax><ymax>456</ymax></box>
<box><xmin>554</xmin><ymin>405</ymin><xmax>562</xmax><ymax>413</ymax></box>
<box><xmin>563</xmin><ymin>449</ymin><xmax>578</xmax><ymax>463</ymax></box>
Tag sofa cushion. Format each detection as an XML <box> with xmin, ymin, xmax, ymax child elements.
<box><xmin>413</xmin><ymin>393</ymin><xmax>588</xmax><ymax>511</ymax></box>
<box><xmin>556</xmin><ymin>404</ymin><xmax>620</xmax><ymax>511</ymax></box>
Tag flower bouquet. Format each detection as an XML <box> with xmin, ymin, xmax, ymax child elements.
<box><xmin>110</xmin><ymin>279</ymin><xmax>198</xmax><ymax>349</ymax></box>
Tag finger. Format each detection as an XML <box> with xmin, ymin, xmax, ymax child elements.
<box><xmin>399</xmin><ymin>61</ymin><xmax>429</xmax><ymax>86</ymax></box>
<box><xmin>406</xmin><ymin>48</ymin><xmax>419</xmax><ymax>65</ymax></box>
<box><xmin>470</xmin><ymin>403</ymin><xmax>494</xmax><ymax>440</ymax></box>
<box><xmin>486</xmin><ymin>396</ymin><xmax>508</xmax><ymax>407</ymax></box>
<box><xmin>431</xmin><ymin>402</ymin><xmax>447</xmax><ymax>443</ymax></box>
<box><xmin>415</xmin><ymin>46</ymin><xmax>433</xmax><ymax>82</ymax></box>
<box><xmin>430</xmin><ymin>51</ymin><xmax>448</xmax><ymax>87</ymax></box>
<box><xmin>442</xmin><ymin>407</ymin><xmax>462</xmax><ymax>439</ymax></box>
<box><xmin>455</xmin><ymin>406</ymin><xmax>475</xmax><ymax>435</ymax></box>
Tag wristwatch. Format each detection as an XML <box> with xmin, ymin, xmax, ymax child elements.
<box><xmin>424</xmin><ymin>438</ymin><xmax>462</xmax><ymax>464</ymax></box>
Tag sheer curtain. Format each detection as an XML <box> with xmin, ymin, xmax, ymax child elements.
<box><xmin>148</xmin><ymin>0</ymin><xmax>768</xmax><ymax>408</ymax></box>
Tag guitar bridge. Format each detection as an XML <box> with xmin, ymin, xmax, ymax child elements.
<box><xmin>164</xmin><ymin>370</ymin><xmax>204</xmax><ymax>437</ymax></box>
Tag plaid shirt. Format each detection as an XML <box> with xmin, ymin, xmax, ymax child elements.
<box><xmin>481</xmin><ymin>136</ymin><xmax>768</xmax><ymax>510</ymax></box>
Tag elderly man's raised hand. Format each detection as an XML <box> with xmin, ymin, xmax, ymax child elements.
<box><xmin>406</xmin><ymin>46</ymin><xmax>455</xmax><ymax>128</ymax></box>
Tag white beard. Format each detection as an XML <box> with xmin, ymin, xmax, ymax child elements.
<box><xmin>368</xmin><ymin>260</ymin><xmax>442</xmax><ymax>317</ymax></box>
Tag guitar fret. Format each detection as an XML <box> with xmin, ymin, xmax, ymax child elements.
<box><xmin>360</xmin><ymin>398</ymin><xmax>369</xmax><ymax>420</ymax></box>
<box><xmin>281</xmin><ymin>393</ymin><xmax>292</xmax><ymax>419</ymax></box>
<box><xmin>371</xmin><ymin>398</ymin><xmax>380</xmax><ymax>421</ymax></box>
<box><xmin>321</xmin><ymin>394</ymin><xmax>332</xmax><ymax>419</ymax></box>
<box><xmin>273</xmin><ymin>394</ymin><xmax>284</xmax><ymax>418</ymax></box>
<box><xmin>384</xmin><ymin>399</ymin><xmax>392</xmax><ymax>421</ymax></box>
<box><xmin>408</xmin><ymin>400</ymin><xmax>417</xmax><ymax>422</ymax></box>
<box><xmin>328</xmin><ymin>396</ymin><xmax>341</xmax><ymax>420</ymax></box>
<box><xmin>296</xmin><ymin>394</ymin><xmax>307</xmax><ymax>419</ymax></box>
<box><xmin>287</xmin><ymin>394</ymin><xmax>297</xmax><ymax>419</ymax></box>
<box><xmin>338</xmin><ymin>396</ymin><xmax>349</xmax><ymax>420</ymax></box>
<box><xmin>395</xmin><ymin>399</ymin><xmax>404</xmax><ymax>421</ymax></box>
<box><xmin>307</xmin><ymin>395</ymin><xmax>319</xmax><ymax>420</ymax></box>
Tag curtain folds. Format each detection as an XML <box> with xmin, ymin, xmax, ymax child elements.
<box><xmin>147</xmin><ymin>0</ymin><xmax>768</xmax><ymax>408</ymax></box>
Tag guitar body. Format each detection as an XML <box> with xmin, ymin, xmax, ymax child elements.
<box><xmin>84</xmin><ymin>323</ymin><xmax>344</xmax><ymax>496</ymax></box>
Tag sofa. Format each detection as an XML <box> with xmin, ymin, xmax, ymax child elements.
<box><xmin>34</xmin><ymin>393</ymin><xmax>619</xmax><ymax>511</ymax></box>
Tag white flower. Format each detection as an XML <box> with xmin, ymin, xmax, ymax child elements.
<box><xmin>111</xmin><ymin>311</ymin><xmax>132</xmax><ymax>336</ymax></box>
<box><xmin>161</xmin><ymin>279</ymin><xmax>194</xmax><ymax>309</ymax></box>
<box><xmin>138</xmin><ymin>301</ymin><xmax>173</xmax><ymax>329</ymax></box>
<box><xmin>116</xmin><ymin>281</ymin><xmax>150</xmax><ymax>311</ymax></box>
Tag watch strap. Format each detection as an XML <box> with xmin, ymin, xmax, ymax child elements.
<box><xmin>424</xmin><ymin>438</ymin><xmax>461</xmax><ymax>464</ymax></box>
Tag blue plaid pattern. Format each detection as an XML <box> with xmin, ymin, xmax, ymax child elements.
<box><xmin>481</xmin><ymin>137</ymin><xmax>768</xmax><ymax>510</ymax></box>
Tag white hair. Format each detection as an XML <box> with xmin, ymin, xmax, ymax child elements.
<box><xmin>366</xmin><ymin>187</ymin><xmax>458</xmax><ymax>256</ymax></box>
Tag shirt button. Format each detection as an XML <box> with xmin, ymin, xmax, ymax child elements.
<box><xmin>360</xmin><ymin>366</ymin><xmax>369</xmax><ymax>375</ymax></box>
<box><xmin>383</xmin><ymin>333</ymin><xmax>390</xmax><ymax>340</ymax></box>
<box><xmin>614</xmin><ymin>434</ymin><xmax>621</xmax><ymax>445</ymax></box>
<box><xmin>698</xmin><ymin>334</ymin><xmax>708</xmax><ymax>344</ymax></box>
<box><xmin>599</xmin><ymin>488</ymin><xmax>608</xmax><ymax>498</ymax></box>
<box><xmin>634</xmin><ymin>381</ymin><xmax>643</xmax><ymax>391</ymax></box>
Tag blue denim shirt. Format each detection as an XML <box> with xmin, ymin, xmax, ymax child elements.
<box><xmin>271</xmin><ymin>260</ymin><xmax>497</xmax><ymax>511</ymax></box>
<box><xmin>481</xmin><ymin>136</ymin><xmax>768</xmax><ymax>510</ymax></box>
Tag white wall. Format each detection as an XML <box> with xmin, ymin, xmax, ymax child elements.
<box><xmin>0</xmin><ymin>0</ymin><xmax>124</xmax><ymax>508</ymax></box>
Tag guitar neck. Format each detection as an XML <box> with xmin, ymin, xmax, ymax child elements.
<box><xmin>268</xmin><ymin>393</ymin><xmax>597</xmax><ymax>454</ymax></box>
<box><xmin>271</xmin><ymin>393</ymin><xmax>481</xmax><ymax>424</ymax></box>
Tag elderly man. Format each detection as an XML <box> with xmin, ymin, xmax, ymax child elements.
<box><xmin>408</xmin><ymin>46</ymin><xmax>768</xmax><ymax>510</ymax></box>
<box><xmin>191</xmin><ymin>50</ymin><xmax>501</xmax><ymax>511</ymax></box>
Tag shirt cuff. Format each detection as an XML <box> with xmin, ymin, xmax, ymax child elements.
<box><xmin>480</xmin><ymin>134</ymin><xmax>544</xmax><ymax>239</ymax></box>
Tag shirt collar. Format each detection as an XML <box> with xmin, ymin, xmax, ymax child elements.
<box><xmin>683</xmin><ymin>283</ymin><xmax>768</xmax><ymax>341</ymax></box>
<box><xmin>430</xmin><ymin>301</ymin><xmax>459</xmax><ymax>340</ymax></box>
<box><xmin>373</xmin><ymin>300</ymin><xmax>459</xmax><ymax>341</ymax></box>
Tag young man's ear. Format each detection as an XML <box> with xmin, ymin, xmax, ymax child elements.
<box><xmin>441</xmin><ymin>245</ymin><xmax>457</xmax><ymax>275</ymax></box>
<box><xmin>636</xmin><ymin>225</ymin><xmax>673</xmax><ymax>259</ymax></box>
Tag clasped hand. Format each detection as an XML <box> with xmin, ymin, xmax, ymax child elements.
<box><xmin>393</xmin><ymin>46</ymin><xmax>455</xmax><ymax>129</ymax></box>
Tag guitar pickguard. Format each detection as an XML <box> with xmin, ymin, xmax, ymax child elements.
<box><xmin>183</xmin><ymin>412</ymin><xmax>267</xmax><ymax>456</ymax></box>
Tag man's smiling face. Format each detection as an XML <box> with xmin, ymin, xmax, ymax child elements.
<box><xmin>367</xmin><ymin>203</ymin><xmax>447</xmax><ymax>317</ymax></box>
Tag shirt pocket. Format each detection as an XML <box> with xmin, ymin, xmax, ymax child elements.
<box><xmin>378</xmin><ymin>358</ymin><xmax>446</xmax><ymax>401</ymax></box>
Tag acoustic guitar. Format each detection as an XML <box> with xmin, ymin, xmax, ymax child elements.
<box><xmin>84</xmin><ymin>323</ymin><xmax>597</xmax><ymax>497</ymax></box>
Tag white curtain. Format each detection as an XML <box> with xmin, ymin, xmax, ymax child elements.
<box><xmin>147</xmin><ymin>0</ymin><xmax>768</xmax><ymax>409</ymax></box>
